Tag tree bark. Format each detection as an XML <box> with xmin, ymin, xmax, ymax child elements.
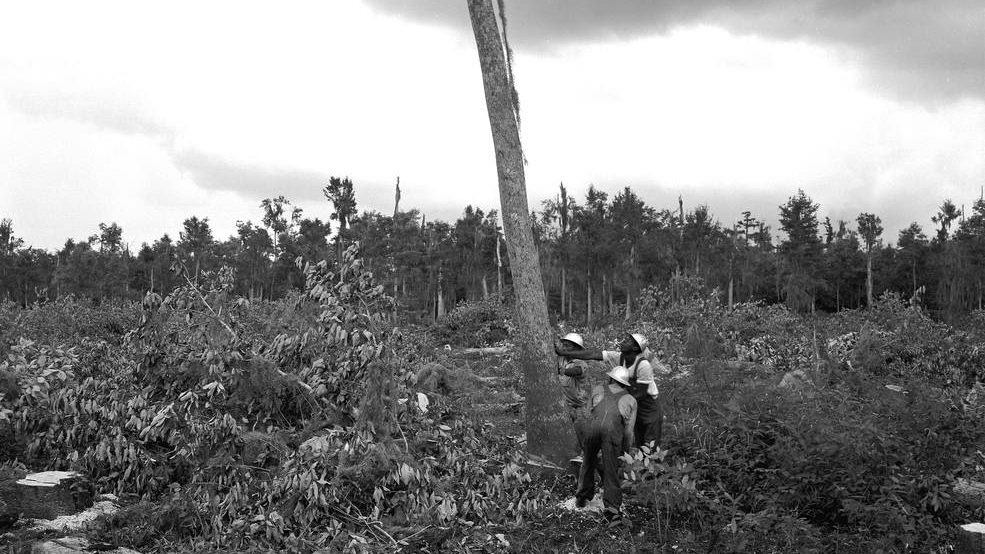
<box><xmin>468</xmin><ymin>0</ymin><xmax>572</xmax><ymax>464</ymax></box>
<box><xmin>625</xmin><ymin>283</ymin><xmax>632</xmax><ymax>320</ymax></box>
<box><xmin>560</xmin><ymin>266</ymin><xmax>566</xmax><ymax>318</ymax></box>
<box><xmin>436</xmin><ymin>265</ymin><xmax>446</xmax><ymax>319</ymax></box>
<box><xmin>601</xmin><ymin>273</ymin><xmax>607</xmax><ymax>316</ymax></box>
<box><xmin>608</xmin><ymin>272</ymin><xmax>615</xmax><ymax>314</ymax></box>
<box><xmin>866</xmin><ymin>252</ymin><xmax>873</xmax><ymax>307</ymax></box>
<box><xmin>496</xmin><ymin>227</ymin><xmax>503</xmax><ymax>295</ymax></box>
<box><xmin>911</xmin><ymin>260</ymin><xmax>916</xmax><ymax>297</ymax></box>
<box><xmin>586</xmin><ymin>269</ymin><xmax>592</xmax><ymax>325</ymax></box>
<box><xmin>568</xmin><ymin>280</ymin><xmax>574</xmax><ymax>318</ymax></box>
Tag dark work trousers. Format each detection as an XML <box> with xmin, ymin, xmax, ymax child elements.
<box><xmin>634</xmin><ymin>394</ymin><xmax>663</xmax><ymax>448</ymax></box>
<box><xmin>560</xmin><ymin>366</ymin><xmax>588</xmax><ymax>455</ymax></box>
<box><xmin>569</xmin><ymin>407</ymin><xmax>588</xmax><ymax>454</ymax></box>
<box><xmin>575</xmin><ymin>387</ymin><xmax>628</xmax><ymax>510</ymax></box>
<box><xmin>630</xmin><ymin>381</ymin><xmax>663</xmax><ymax>448</ymax></box>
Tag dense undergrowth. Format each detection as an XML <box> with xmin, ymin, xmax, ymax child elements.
<box><xmin>1</xmin><ymin>264</ymin><xmax>984</xmax><ymax>552</ymax></box>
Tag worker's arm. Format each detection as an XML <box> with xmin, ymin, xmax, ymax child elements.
<box><xmin>620</xmin><ymin>395</ymin><xmax>637</xmax><ymax>454</ymax></box>
<box><xmin>554</xmin><ymin>341</ymin><xmax>604</xmax><ymax>361</ymax></box>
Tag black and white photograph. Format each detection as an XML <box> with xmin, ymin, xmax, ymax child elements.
<box><xmin>1</xmin><ymin>1</ymin><xmax>983</xmax><ymax>552</ymax></box>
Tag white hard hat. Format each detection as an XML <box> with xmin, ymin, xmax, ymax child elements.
<box><xmin>561</xmin><ymin>332</ymin><xmax>585</xmax><ymax>349</ymax></box>
<box><xmin>630</xmin><ymin>333</ymin><xmax>648</xmax><ymax>351</ymax></box>
<box><xmin>607</xmin><ymin>366</ymin><xmax>631</xmax><ymax>387</ymax></box>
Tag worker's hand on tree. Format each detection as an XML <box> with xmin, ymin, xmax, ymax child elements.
<box><xmin>555</xmin><ymin>340</ymin><xmax>576</xmax><ymax>356</ymax></box>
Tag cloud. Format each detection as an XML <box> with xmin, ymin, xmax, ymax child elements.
<box><xmin>2</xmin><ymin>88</ymin><xmax>174</xmax><ymax>142</ymax></box>
<box><xmin>2</xmin><ymin>87</ymin><xmax>345</xmax><ymax>206</ymax></box>
<box><xmin>0</xmin><ymin>79</ymin><xmax>476</xmax><ymax>235</ymax></box>
<box><xmin>365</xmin><ymin>0</ymin><xmax>984</xmax><ymax>102</ymax></box>
<box><xmin>170</xmin><ymin>149</ymin><xmax>330</xmax><ymax>202</ymax></box>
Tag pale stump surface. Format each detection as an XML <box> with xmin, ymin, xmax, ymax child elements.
<box><xmin>958</xmin><ymin>522</ymin><xmax>985</xmax><ymax>554</ymax></box>
<box><xmin>13</xmin><ymin>471</ymin><xmax>90</xmax><ymax>519</ymax></box>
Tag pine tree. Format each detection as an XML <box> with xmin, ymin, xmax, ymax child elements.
<box><xmin>778</xmin><ymin>190</ymin><xmax>823</xmax><ymax>311</ymax></box>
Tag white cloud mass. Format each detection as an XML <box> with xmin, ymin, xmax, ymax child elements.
<box><xmin>0</xmin><ymin>0</ymin><xmax>982</xmax><ymax>250</ymax></box>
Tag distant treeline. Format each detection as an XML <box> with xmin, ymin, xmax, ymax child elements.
<box><xmin>1</xmin><ymin>178</ymin><xmax>983</xmax><ymax>321</ymax></box>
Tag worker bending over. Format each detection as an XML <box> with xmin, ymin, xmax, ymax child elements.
<box><xmin>575</xmin><ymin>366</ymin><xmax>636</xmax><ymax>516</ymax></box>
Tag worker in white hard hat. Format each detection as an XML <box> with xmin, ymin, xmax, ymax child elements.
<box><xmin>557</xmin><ymin>332</ymin><xmax>590</xmax><ymax>458</ymax></box>
<box><xmin>574</xmin><ymin>365</ymin><xmax>637</xmax><ymax>518</ymax></box>
<box><xmin>556</xmin><ymin>331</ymin><xmax>665</xmax><ymax>448</ymax></box>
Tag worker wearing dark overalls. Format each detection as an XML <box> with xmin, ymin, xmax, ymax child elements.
<box><xmin>575</xmin><ymin>366</ymin><xmax>637</xmax><ymax>515</ymax></box>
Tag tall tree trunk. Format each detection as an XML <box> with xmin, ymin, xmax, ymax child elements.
<box><xmin>496</xmin><ymin>229</ymin><xmax>503</xmax><ymax>295</ymax></box>
<box><xmin>625</xmin><ymin>283</ymin><xmax>632</xmax><ymax>320</ymax></box>
<box><xmin>561</xmin><ymin>265</ymin><xmax>570</xmax><ymax>318</ymax></box>
<box><xmin>586</xmin><ymin>270</ymin><xmax>592</xmax><ymax>325</ymax></box>
<box><xmin>866</xmin><ymin>252</ymin><xmax>873</xmax><ymax>307</ymax></box>
<box><xmin>911</xmin><ymin>260</ymin><xmax>916</xmax><ymax>297</ymax></box>
<box><xmin>393</xmin><ymin>176</ymin><xmax>401</xmax><ymax>217</ymax></box>
<box><xmin>436</xmin><ymin>265</ymin><xmax>446</xmax><ymax>319</ymax></box>
<box><xmin>608</xmin><ymin>274</ymin><xmax>612</xmax><ymax>314</ymax></box>
<box><xmin>601</xmin><ymin>273</ymin><xmax>607</xmax><ymax>316</ymax></box>
<box><xmin>568</xmin><ymin>281</ymin><xmax>573</xmax><ymax>318</ymax></box>
<box><xmin>468</xmin><ymin>0</ymin><xmax>571</xmax><ymax>463</ymax></box>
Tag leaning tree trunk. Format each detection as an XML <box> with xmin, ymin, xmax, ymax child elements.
<box><xmin>468</xmin><ymin>0</ymin><xmax>573</xmax><ymax>464</ymax></box>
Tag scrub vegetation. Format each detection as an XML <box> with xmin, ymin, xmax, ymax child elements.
<box><xmin>1</xmin><ymin>249</ymin><xmax>983</xmax><ymax>552</ymax></box>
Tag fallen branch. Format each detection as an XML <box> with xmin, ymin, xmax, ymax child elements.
<box><xmin>461</xmin><ymin>346</ymin><xmax>512</xmax><ymax>356</ymax></box>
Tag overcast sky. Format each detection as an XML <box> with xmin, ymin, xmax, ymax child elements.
<box><xmin>1</xmin><ymin>0</ymin><xmax>982</xmax><ymax>251</ymax></box>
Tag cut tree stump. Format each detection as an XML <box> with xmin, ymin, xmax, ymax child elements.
<box><xmin>14</xmin><ymin>471</ymin><xmax>90</xmax><ymax>520</ymax></box>
<box><xmin>957</xmin><ymin>523</ymin><xmax>985</xmax><ymax>554</ymax></box>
